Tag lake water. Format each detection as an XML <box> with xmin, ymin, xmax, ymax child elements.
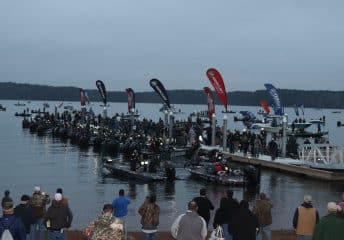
<box><xmin>0</xmin><ymin>100</ymin><xmax>343</xmax><ymax>231</ymax></box>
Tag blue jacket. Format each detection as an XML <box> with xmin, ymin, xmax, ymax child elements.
<box><xmin>112</xmin><ymin>196</ymin><xmax>130</xmax><ymax>217</ymax></box>
<box><xmin>0</xmin><ymin>214</ymin><xmax>26</xmax><ymax>240</ymax></box>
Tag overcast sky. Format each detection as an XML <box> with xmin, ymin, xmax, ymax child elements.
<box><xmin>1</xmin><ymin>0</ymin><xmax>343</xmax><ymax>91</ymax></box>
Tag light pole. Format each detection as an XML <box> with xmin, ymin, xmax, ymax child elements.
<box><xmin>223</xmin><ymin>114</ymin><xmax>228</xmax><ymax>151</ymax></box>
<box><xmin>169</xmin><ymin>111</ymin><xmax>174</xmax><ymax>145</ymax></box>
<box><xmin>281</xmin><ymin>114</ymin><xmax>288</xmax><ymax>158</ymax></box>
<box><xmin>211</xmin><ymin>113</ymin><xmax>216</xmax><ymax>146</ymax></box>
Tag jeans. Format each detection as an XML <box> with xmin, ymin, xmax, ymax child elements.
<box><xmin>48</xmin><ymin>230</ymin><xmax>66</xmax><ymax>240</ymax></box>
<box><xmin>117</xmin><ymin>216</ymin><xmax>127</xmax><ymax>239</ymax></box>
<box><xmin>30</xmin><ymin>219</ymin><xmax>45</xmax><ymax>240</ymax></box>
<box><xmin>297</xmin><ymin>235</ymin><xmax>313</xmax><ymax>240</ymax></box>
<box><xmin>142</xmin><ymin>232</ymin><xmax>156</xmax><ymax>240</ymax></box>
<box><xmin>257</xmin><ymin>225</ymin><xmax>271</xmax><ymax>240</ymax></box>
<box><xmin>221</xmin><ymin>223</ymin><xmax>233</xmax><ymax>240</ymax></box>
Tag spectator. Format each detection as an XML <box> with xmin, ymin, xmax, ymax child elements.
<box><xmin>292</xmin><ymin>195</ymin><xmax>319</xmax><ymax>240</ymax></box>
<box><xmin>1</xmin><ymin>190</ymin><xmax>13</xmax><ymax>208</ymax></box>
<box><xmin>138</xmin><ymin>195</ymin><xmax>160</xmax><ymax>240</ymax></box>
<box><xmin>213</xmin><ymin>190</ymin><xmax>239</xmax><ymax>240</ymax></box>
<box><xmin>171</xmin><ymin>201</ymin><xmax>207</xmax><ymax>240</ymax></box>
<box><xmin>193</xmin><ymin>188</ymin><xmax>214</xmax><ymax>227</ymax></box>
<box><xmin>56</xmin><ymin>188</ymin><xmax>69</xmax><ymax>206</ymax></box>
<box><xmin>230</xmin><ymin>200</ymin><xmax>259</xmax><ymax>240</ymax></box>
<box><xmin>267</xmin><ymin>138</ymin><xmax>278</xmax><ymax>161</ymax></box>
<box><xmin>112</xmin><ymin>189</ymin><xmax>130</xmax><ymax>239</ymax></box>
<box><xmin>313</xmin><ymin>202</ymin><xmax>344</xmax><ymax>240</ymax></box>
<box><xmin>29</xmin><ymin>186</ymin><xmax>51</xmax><ymax>240</ymax></box>
<box><xmin>14</xmin><ymin>194</ymin><xmax>35</xmax><ymax>238</ymax></box>
<box><xmin>0</xmin><ymin>201</ymin><xmax>26</xmax><ymax>240</ymax></box>
<box><xmin>43</xmin><ymin>193</ymin><xmax>73</xmax><ymax>240</ymax></box>
<box><xmin>253</xmin><ymin>193</ymin><xmax>273</xmax><ymax>240</ymax></box>
<box><xmin>338</xmin><ymin>192</ymin><xmax>344</xmax><ymax>211</ymax></box>
<box><xmin>85</xmin><ymin>204</ymin><xmax>124</xmax><ymax>240</ymax></box>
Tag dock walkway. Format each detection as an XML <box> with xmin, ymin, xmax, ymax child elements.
<box><xmin>225</xmin><ymin>152</ymin><xmax>344</xmax><ymax>181</ymax></box>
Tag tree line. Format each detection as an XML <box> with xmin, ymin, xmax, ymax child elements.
<box><xmin>0</xmin><ymin>82</ymin><xmax>343</xmax><ymax>109</ymax></box>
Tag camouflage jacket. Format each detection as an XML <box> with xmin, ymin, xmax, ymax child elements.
<box><xmin>29</xmin><ymin>193</ymin><xmax>51</xmax><ymax>219</ymax></box>
<box><xmin>86</xmin><ymin>215</ymin><xmax>124</xmax><ymax>240</ymax></box>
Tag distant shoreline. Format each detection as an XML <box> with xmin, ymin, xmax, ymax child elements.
<box><xmin>0</xmin><ymin>82</ymin><xmax>343</xmax><ymax>109</ymax></box>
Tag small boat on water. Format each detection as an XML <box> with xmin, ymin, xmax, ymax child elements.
<box><xmin>14</xmin><ymin>101</ymin><xmax>26</xmax><ymax>106</ymax></box>
<box><xmin>186</xmin><ymin>165</ymin><xmax>246</xmax><ymax>186</ymax></box>
<box><xmin>15</xmin><ymin>112</ymin><xmax>32</xmax><ymax>117</ymax></box>
<box><xmin>0</xmin><ymin>104</ymin><xmax>6</xmax><ymax>111</ymax></box>
<box><xmin>337</xmin><ymin>121</ymin><xmax>344</xmax><ymax>127</ymax></box>
<box><xmin>102</xmin><ymin>158</ymin><xmax>176</xmax><ymax>182</ymax></box>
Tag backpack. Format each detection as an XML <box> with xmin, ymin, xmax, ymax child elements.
<box><xmin>0</xmin><ymin>218</ymin><xmax>14</xmax><ymax>240</ymax></box>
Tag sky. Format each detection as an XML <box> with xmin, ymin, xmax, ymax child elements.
<box><xmin>1</xmin><ymin>0</ymin><xmax>343</xmax><ymax>91</ymax></box>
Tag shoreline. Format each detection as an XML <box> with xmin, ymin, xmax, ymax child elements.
<box><xmin>61</xmin><ymin>229</ymin><xmax>297</xmax><ymax>239</ymax></box>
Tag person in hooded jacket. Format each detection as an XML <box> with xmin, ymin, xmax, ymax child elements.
<box><xmin>43</xmin><ymin>193</ymin><xmax>73</xmax><ymax>240</ymax></box>
<box><xmin>230</xmin><ymin>200</ymin><xmax>259</xmax><ymax>240</ymax></box>
<box><xmin>0</xmin><ymin>201</ymin><xmax>26</xmax><ymax>240</ymax></box>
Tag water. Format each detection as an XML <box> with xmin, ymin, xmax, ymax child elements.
<box><xmin>0</xmin><ymin>100</ymin><xmax>343</xmax><ymax>231</ymax></box>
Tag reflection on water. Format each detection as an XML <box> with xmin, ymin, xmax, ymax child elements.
<box><xmin>0</xmin><ymin>100</ymin><xmax>343</xmax><ymax>230</ymax></box>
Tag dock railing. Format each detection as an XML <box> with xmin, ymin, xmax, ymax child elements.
<box><xmin>299</xmin><ymin>143</ymin><xmax>344</xmax><ymax>167</ymax></box>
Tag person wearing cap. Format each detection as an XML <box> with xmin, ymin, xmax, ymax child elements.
<box><xmin>1</xmin><ymin>190</ymin><xmax>13</xmax><ymax>208</ymax></box>
<box><xmin>56</xmin><ymin>188</ymin><xmax>69</xmax><ymax>206</ymax></box>
<box><xmin>29</xmin><ymin>186</ymin><xmax>51</xmax><ymax>240</ymax></box>
<box><xmin>43</xmin><ymin>193</ymin><xmax>73</xmax><ymax>240</ymax></box>
<box><xmin>292</xmin><ymin>195</ymin><xmax>319</xmax><ymax>240</ymax></box>
<box><xmin>0</xmin><ymin>201</ymin><xmax>26</xmax><ymax>240</ymax></box>
<box><xmin>29</xmin><ymin>186</ymin><xmax>50</xmax><ymax>240</ymax></box>
<box><xmin>313</xmin><ymin>202</ymin><xmax>344</xmax><ymax>240</ymax></box>
<box><xmin>112</xmin><ymin>189</ymin><xmax>130</xmax><ymax>239</ymax></box>
<box><xmin>138</xmin><ymin>194</ymin><xmax>160</xmax><ymax>240</ymax></box>
<box><xmin>193</xmin><ymin>188</ymin><xmax>214</xmax><ymax>228</ymax></box>
<box><xmin>338</xmin><ymin>192</ymin><xmax>344</xmax><ymax>212</ymax></box>
<box><xmin>171</xmin><ymin>201</ymin><xmax>207</xmax><ymax>240</ymax></box>
<box><xmin>14</xmin><ymin>194</ymin><xmax>36</xmax><ymax>237</ymax></box>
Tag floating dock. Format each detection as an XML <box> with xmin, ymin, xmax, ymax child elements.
<box><xmin>225</xmin><ymin>152</ymin><xmax>344</xmax><ymax>181</ymax></box>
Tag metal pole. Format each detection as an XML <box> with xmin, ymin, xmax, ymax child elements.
<box><xmin>103</xmin><ymin>106</ymin><xmax>107</xmax><ymax>118</ymax></box>
<box><xmin>223</xmin><ymin>114</ymin><xmax>227</xmax><ymax>151</ymax></box>
<box><xmin>169</xmin><ymin>112</ymin><xmax>174</xmax><ymax>145</ymax></box>
<box><xmin>281</xmin><ymin>114</ymin><xmax>288</xmax><ymax>158</ymax></box>
<box><xmin>212</xmin><ymin>113</ymin><xmax>216</xmax><ymax>146</ymax></box>
<box><xmin>131</xmin><ymin>109</ymin><xmax>135</xmax><ymax>132</ymax></box>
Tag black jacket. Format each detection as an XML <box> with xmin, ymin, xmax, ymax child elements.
<box><xmin>43</xmin><ymin>201</ymin><xmax>73</xmax><ymax>230</ymax></box>
<box><xmin>230</xmin><ymin>207</ymin><xmax>259</xmax><ymax>240</ymax></box>
<box><xmin>14</xmin><ymin>203</ymin><xmax>36</xmax><ymax>233</ymax></box>
<box><xmin>193</xmin><ymin>196</ymin><xmax>214</xmax><ymax>223</ymax></box>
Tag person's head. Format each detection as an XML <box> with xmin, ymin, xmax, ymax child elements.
<box><xmin>54</xmin><ymin>193</ymin><xmax>62</xmax><ymax>202</ymax></box>
<box><xmin>327</xmin><ymin>202</ymin><xmax>339</xmax><ymax>213</ymax></box>
<box><xmin>34</xmin><ymin>186</ymin><xmax>41</xmax><ymax>193</ymax></box>
<box><xmin>149</xmin><ymin>194</ymin><xmax>156</xmax><ymax>204</ymax></box>
<box><xmin>259</xmin><ymin>193</ymin><xmax>266</xmax><ymax>200</ymax></box>
<box><xmin>2</xmin><ymin>201</ymin><xmax>14</xmax><ymax>214</ymax></box>
<box><xmin>20</xmin><ymin>194</ymin><xmax>30</xmax><ymax>204</ymax></box>
<box><xmin>304</xmin><ymin>195</ymin><xmax>312</xmax><ymax>204</ymax></box>
<box><xmin>342</xmin><ymin>192</ymin><xmax>344</xmax><ymax>201</ymax></box>
<box><xmin>4</xmin><ymin>190</ymin><xmax>10</xmax><ymax>197</ymax></box>
<box><xmin>226</xmin><ymin>189</ymin><xmax>233</xmax><ymax>198</ymax></box>
<box><xmin>200</xmin><ymin>188</ymin><xmax>206</xmax><ymax>196</ymax></box>
<box><xmin>102</xmin><ymin>204</ymin><xmax>114</xmax><ymax>216</ymax></box>
<box><xmin>239</xmin><ymin>200</ymin><xmax>249</xmax><ymax>209</ymax></box>
<box><xmin>56</xmin><ymin>188</ymin><xmax>63</xmax><ymax>195</ymax></box>
<box><xmin>119</xmin><ymin>189</ymin><xmax>124</xmax><ymax>196</ymax></box>
<box><xmin>188</xmin><ymin>201</ymin><xmax>198</xmax><ymax>212</ymax></box>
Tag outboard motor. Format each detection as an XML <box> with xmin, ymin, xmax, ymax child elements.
<box><xmin>243</xmin><ymin>165</ymin><xmax>260</xmax><ymax>186</ymax></box>
<box><xmin>165</xmin><ymin>161</ymin><xmax>176</xmax><ymax>182</ymax></box>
